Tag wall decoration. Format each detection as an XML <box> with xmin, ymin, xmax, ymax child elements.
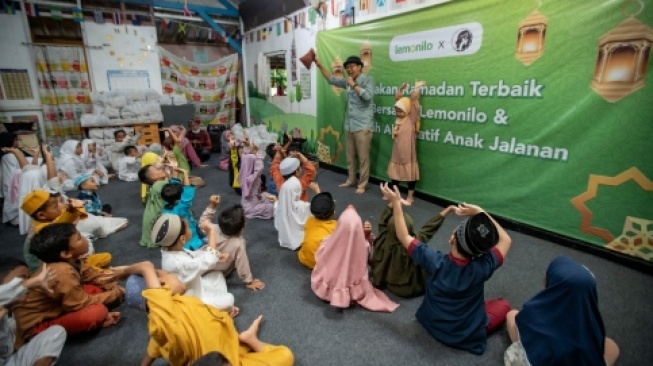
<box><xmin>315</xmin><ymin>0</ymin><xmax>653</xmax><ymax>261</ymax></box>
<box><xmin>34</xmin><ymin>46</ymin><xmax>91</xmax><ymax>144</ymax></box>
<box><xmin>0</xmin><ymin>69</ymin><xmax>33</xmax><ymax>100</ymax></box>
<box><xmin>159</xmin><ymin>47</ymin><xmax>238</xmax><ymax>125</ymax></box>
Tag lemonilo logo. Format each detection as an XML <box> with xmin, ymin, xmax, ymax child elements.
<box><xmin>389</xmin><ymin>22</ymin><xmax>483</xmax><ymax>62</ymax></box>
<box><xmin>394</xmin><ymin>41</ymin><xmax>434</xmax><ymax>55</ymax></box>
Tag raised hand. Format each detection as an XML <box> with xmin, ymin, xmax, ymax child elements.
<box><xmin>380</xmin><ymin>182</ymin><xmax>402</xmax><ymax>203</ymax></box>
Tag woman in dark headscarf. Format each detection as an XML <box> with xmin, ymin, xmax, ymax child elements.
<box><xmin>504</xmin><ymin>256</ymin><xmax>620</xmax><ymax>366</ymax></box>
<box><xmin>370</xmin><ymin>204</ymin><xmax>455</xmax><ymax>297</ymax></box>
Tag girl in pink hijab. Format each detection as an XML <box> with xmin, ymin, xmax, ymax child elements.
<box><xmin>311</xmin><ymin>205</ymin><xmax>399</xmax><ymax>312</ymax></box>
<box><xmin>238</xmin><ymin>153</ymin><xmax>275</xmax><ymax>219</ymax></box>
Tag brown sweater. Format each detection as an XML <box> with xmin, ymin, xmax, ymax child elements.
<box><xmin>13</xmin><ymin>261</ymin><xmax>123</xmax><ymax>347</ymax></box>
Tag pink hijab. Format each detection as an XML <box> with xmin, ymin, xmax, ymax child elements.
<box><xmin>311</xmin><ymin>205</ymin><xmax>399</xmax><ymax>312</ymax></box>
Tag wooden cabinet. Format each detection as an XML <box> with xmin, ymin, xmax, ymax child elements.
<box><xmin>134</xmin><ymin>123</ymin><xmax>161</xmax><ymax>146</ymax></box>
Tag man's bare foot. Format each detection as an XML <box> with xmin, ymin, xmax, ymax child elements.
<box><xmin>102</xmin><ymin>312</ymin><xmax>121</xmax><ymax>327</ymax></box>
<box><xmin>238</xmin><ymin>315</ymin><xmax>263</xmax><ymax>344</ymax></box>
<box><xmin>355</xmin><ymin>188</ymin><xmax>365</xmax><ymax>195</ymax></box>
<box><xmin>339</xmin><ymin>182</ymin><xmax>355</xmax><ymax>188</ymax></box>
<box><xmin>229</xmin><ymin>306</ymin><xmax>240</xmax><ymax>318</ymax></box>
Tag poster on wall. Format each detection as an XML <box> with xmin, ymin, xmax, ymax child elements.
<box><xmin>159</xmin><ymin>47</ymin><xmax>238</xmax><ymax>125</ymax></box>
<box><xmin>316</xmin><ymin>0</ymin><xmax>653</xmax><ymax>262</ymax></box>
<box><xmin>83</xmin><ymin>23</ymin><xmax>161</xmax><ymax>92</ymax></box>
<box><xmin>0</xmin><ymin>69</ymin><xmax>34</xmax><ymax>100</ymax></box>
<box><xmin>107</xmin><ymin>70</ymin><xmax>150</xmax><ymax>90</ymax></box>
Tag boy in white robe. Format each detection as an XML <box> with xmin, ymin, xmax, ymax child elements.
<box><xmin>118</xmin><ymin>145</ymin><xmax>142</xmax><ymax>182</ymax></box>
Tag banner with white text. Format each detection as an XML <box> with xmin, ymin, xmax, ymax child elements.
<box><xmin>315</xmin><ymin>0</ymin><xmax>653</xmax><ymax>262</ymax></box>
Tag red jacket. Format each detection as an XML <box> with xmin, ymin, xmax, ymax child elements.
<box><xmin>187</xmin><ymin>129</ymin><xmax>212</xmax><ymax>150</ymax></box>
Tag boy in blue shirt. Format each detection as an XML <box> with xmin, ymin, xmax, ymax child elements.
<box><xmin>160</xmin><ymin>168</ymin><xmax>206</xmax><ymax>250</ymax></box>
<box><xmin>380</xmin><ymin>183</ymin><xmax>512</xmax><ymax>355</ymax></box>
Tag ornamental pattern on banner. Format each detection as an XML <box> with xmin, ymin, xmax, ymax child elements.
<box><xmin>158</xmin><ymin>48</ymin><xmax>238</xmax><ymax>125</ymax></box>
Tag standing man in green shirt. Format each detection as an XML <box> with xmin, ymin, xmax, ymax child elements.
<box><xmin>315</xmin><ymin>55</ymin><xmax>375</xmax><ymax>194</ymax></box>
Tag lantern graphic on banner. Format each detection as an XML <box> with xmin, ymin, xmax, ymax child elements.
<box><xmin>360</xmin><ymin>40</ymin><xmax>372</xmax><ymax>73</ymax></box>
<box><xmin>515</xmin><ymin>2</ymin><xmax>548</xmax><ymax>66</ymax></box>
<box><xmin>332</xmin><ymin>55</ymin><xmax>344</xmax><ymax>96</ymax></box>
<box><xmin>591</xmin><ymin>0</ymin><xmax>652</xmax><ymax>103</ymax></box>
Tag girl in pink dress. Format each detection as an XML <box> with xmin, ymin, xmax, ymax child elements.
<box><xmin>387</xmin><ymin>81</ymin><xmax>424</xmax><ymax>205</ymax></box>
<box><xmin>311</xmin><ymin>205</ymin><xmax>399</xmax><ymax>312</ymax></box>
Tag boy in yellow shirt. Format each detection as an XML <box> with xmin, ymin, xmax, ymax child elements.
<box><xmin>119</xmin><ymin>261</ymin><xmax>293</xmax><ymax>366</ymax></box>
<box><xmin>298</xmin><ymin>192</ymin><xmax>337</xmax><ymax>269</ymax></box>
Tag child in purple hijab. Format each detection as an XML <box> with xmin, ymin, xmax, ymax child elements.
<box><xmin>238</xmin><ymin>153</ymin><xmax>275</xmax><ymax>219</ymax></box>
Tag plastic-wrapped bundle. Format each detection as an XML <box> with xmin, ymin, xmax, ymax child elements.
<box><xmin>145</xmin><ymin>89</ymin><xmax>161</xmax><ymax>101</ymax></box>
<box><xmin>80</xmin><ymin>114</ymin><xmax>109</xmax><ymax>127</ymax></box>
<box><xmin>88</xmin><ymin>128</ymin><xmax>104</xmax><ymax>140</ymax></box>
<box><xmin>90</xmin><ymin>92</ymin><xmax>106</xmax><ymax>105</ymax></box>
<box><xmin>104</xmin><ymin>106</ymin><xmax>121</xmax><ymax>118</ymax></box>
<box><xmin>106</xmin><ymin>94</ymin><xmax>127</xmax><ymax>108</ymax></box>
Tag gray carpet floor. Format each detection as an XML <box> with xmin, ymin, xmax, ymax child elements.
<box><xmin>2</xmin><ymin>155</ymin><xmax>652</xmax><ymax>366</ymax></box>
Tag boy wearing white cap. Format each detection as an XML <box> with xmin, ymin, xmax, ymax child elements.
<box><xmin>270</xmin><ymin>148</ymin><xmax>315</xmax><ymax>202</ymax></box>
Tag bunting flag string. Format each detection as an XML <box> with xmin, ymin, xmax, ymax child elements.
<box><xmin>25</xmin><ymin>2</ymin><xmax>39</xmax><ymax>17</ymax></box>
<box><xmin>50</xmin><ymin>6</ymin><xmax>62</xmax><ymax>20</ymax></box>
<box><xmin>112</xmin><ymin>11</ymin><xmax>121</xmax><ymax>25</ymax></box>
<box><xmin>1</xmin><ymin>0</ymin><xmax>16</xmax><ymax>14</ymax></box>
<box><xmin>93</xmin><ymin>10</ymin><xmax>104</xmax><ymax>23</ymax></box>
<box><xmin>72</xmin><ymin>7</ymin><xmax>84</xmax><ymax>23</ymax></box>
<box><xmin>177</xmin><ymin>22</ymin><xmax>187</xmax><ymax>34</ymax></box>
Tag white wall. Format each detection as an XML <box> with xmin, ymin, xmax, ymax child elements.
<box><xmin>83</xmin><ymin>23</ymin><xmax>161</xmax><ymax>93</ymax></box>
<box><xmin>0</xmin><ymin>12</ymin><xmax>45</xmax><ymax>134</ymax></box>
<box><xmin>241</xmin><ymin>0</ymin><xmax>452</xmax><ymax>121</ymax></box>
<box><xmin>242</xmin><ymin>9</ymin><xmax>319</xmax><ymax>117</ymax></box>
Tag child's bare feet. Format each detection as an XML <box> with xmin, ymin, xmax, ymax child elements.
<box><xmin>238</xmin><ymin>315</ymin><xmax>263</xmax><ymax>345</ymax></box>
<box><xmin>102</xmin><ymin>312</ymin><xmax>121</xmax><ymax>327</ymax></box>
<box><xmin>229</xmin><ymin>306</ymin><xmax>240</xmax><ymax>318</ymax></box>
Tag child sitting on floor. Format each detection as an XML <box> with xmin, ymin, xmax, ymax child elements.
<box><xmin>297</xmin><ymin>192</ymin><xmax>337</xmax><ymax>269</ymax></box>
<box><xmin>311</xmin><ymin>204</ymin><xmax>400</xmax><ymax>312</ymax></box>
<box><xmin>75</xmin><ymin>173</ymin><xmax>112</xmax><ymax>216</ymax></box>
<box><xmin>152</xmin><ymin>210</ymin><xmax>238</xmax><ymax>317</ymax></box>
<box><xmin>81</xmin><ymin>139</ymin><xmax>111</xmax><ymax>185</ymax></box>
<box><xmin>118</xmin><ymin>145</ymin><xmax>141</xmax><ymax>182</ymax></box>
<box><xmin>110</xmin><ymin>129</ymin><xmax>141</xmax><ymax>172</ymax></box>
<box><xmin>13</xmin><ymin>223</ymin><xmax>124</xmax><ymax>349</ymax></box>
<box><xmin>74</xmin><ymin>173</ymin><xmax>128</xmax><ymax>239</ymax></box>
<box><xmin>161</xmin><ymin>167</ymin><xmax>206</xmax><ymax>251</ymax></box>
<box><xmin>200</xmin><ymin>201</ymin><xmax>265</xmax><ymax>291</ymax></box>
<box><xmin>275</xmin><ymin>173</ymin><xmax>320</xmax><ymax>251</ymax></box>
<box><xmin>504</xmin><ymin>256</ymin><xmax>619</xmax><ymax>366</ymax></box>
<box><xmin>370</xmin><ymin>203</ymin><xmax>456</xmax><ymax>298</ymax></box>
<box><xmin>0</xmin><ymin>260</ymin><xmax>66</xmax><ymax>366</ymax></box>
<box><xmin>117</xmin><ymin>261</ymin><xmax>293</xmax><ymax>366</ymax></box>
<box><xmin>20</xmin><ymin>189</ymin><xmax>110</xmax><ymax>273</ymax></box>
<box><xmin>380</xmin><ymin>182</ymin><xmax>512</xmax><ymax>355</ymax></box>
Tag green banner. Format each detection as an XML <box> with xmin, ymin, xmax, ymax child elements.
<box><xmin>316</xmin><ymin>0</ymin><xmax>653</xmax><ymax>261</ymax></box>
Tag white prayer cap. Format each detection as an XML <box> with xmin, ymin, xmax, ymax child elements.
<box><xmin>280</xmin><ymin>157</ymin><xmax>300</xmax><ymax>175</ymax></box>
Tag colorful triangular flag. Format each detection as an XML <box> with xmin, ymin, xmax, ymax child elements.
<box><xmin>178</xmin><ymin>23</ymin><xmax>187</xmax><ymax>34</ymax></box>
<box><xmin>51</xmin><ymin>7</ymin><xmax>63</xmax><ymax>20</ymax></box>
<box><xmin>132</xmin><ymin>14</ymin><xmax>141</xmax><ymax>26</ymax></box>
<box><xmin>112</xmin><ymin>11</ymin><xmax>122</xmax><ymax>25</ymax></box>
<box><xmin>276</xmin><ymin>22</ymin><xmax>281</xmax><ymax>36</ymax></box>
<box><xmin>93</xmin><ymin>10</ymin><xmax>104</xmax><ymax>23</ymax></box>
<box><xmin>72</xmin><ymin>7</ymin><xmax>84</xmax><ymax>23</ymax></box>
<box><xmin>25</xmin><ymin>2</ymin><xmax>39</xmax><ymax>17</ymax></box>
<box><xmin>2</xmin><ymin>1</ymin><xmax>16</xmax><ymax>14</ymax></box>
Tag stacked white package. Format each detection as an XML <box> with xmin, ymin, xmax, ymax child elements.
<box><xmin>81</xmin><ymin>89</ymin><xmax>163</xmax><ymax>127</ymax></box>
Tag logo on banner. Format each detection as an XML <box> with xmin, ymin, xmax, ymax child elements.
<box><xmin>389</xmin><ymin>22</ymin><xmax>483</xmax><ymax>62</ymax></box>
